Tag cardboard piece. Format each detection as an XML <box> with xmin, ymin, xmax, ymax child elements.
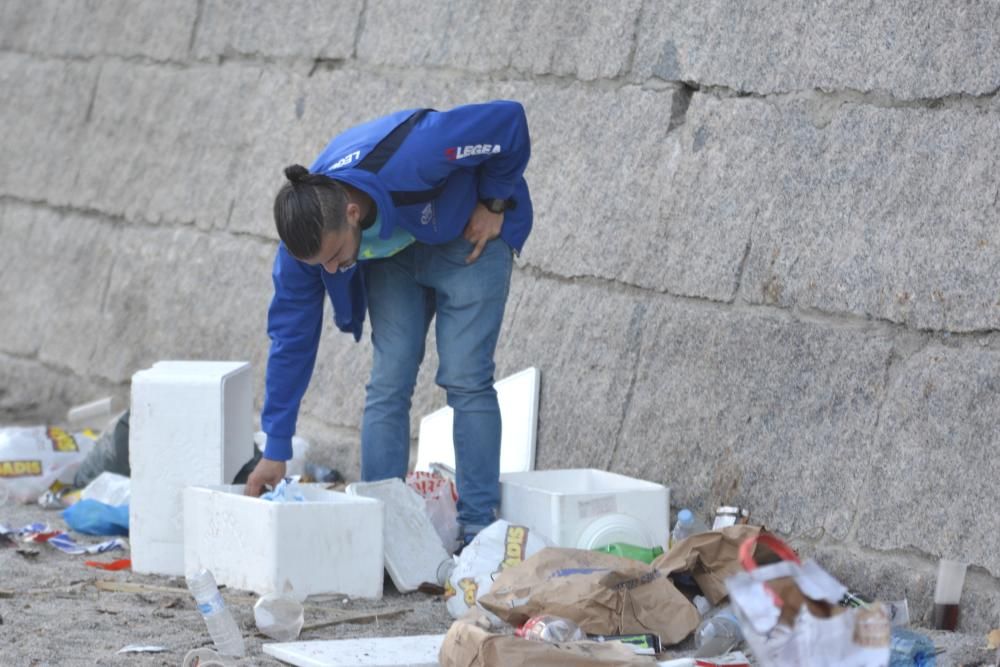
<box><xmin>439</xmin><ymin>620</ymin><xmax>650</xmax><ymax>667</ymax></box>
<box><xmin>263</xmin><ymin>634</ymin><xmax>445</xmax><ymax>667</ymax></box>
<box><xmin>346</xmin><ymin>478</ymin><xmax>450</xmax><ymax>593</ymax></box>
<box><xmin>654</xmin><ymin>525</ymin><xmax>764</xmax><ymax>605</ymax></box>
<box><xmin>478</xmin><ymin>547</ymin><xmax>700</xmax><ymax>646</ymax></box>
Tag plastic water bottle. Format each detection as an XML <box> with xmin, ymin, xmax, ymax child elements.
<box><xmin>694</xmin><ymin>607</ymin><xmax>743</xmax><ymax>657</ymax></box>
<box><xmin>516</xmin><ymin>615</ymin><xmax>586</xmax><ymax>643</ymax></box>
<box><xmin>671</xmin><ymin>509</ymin><xmax>710</xmax><ymax>546</ymax></box>
<box><xmin>889</xmin><ymin>627</ymin><xmax>936</xmax><ymax>667</ymax></box>
<box><xmin>254</xmin><ymin>594</ymin><xmax>304</xmax><ymax>641</ymax></box>
<box><xmin>186</xmin><ymin>569</ymin><xmax>246</xmax><ymax>657</ymax></box>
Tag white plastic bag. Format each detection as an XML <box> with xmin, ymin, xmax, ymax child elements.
<box><xmin>0</xmin><ymin>426</ymin><xmax>97</xmax><ymax>503</ymax></box>
<box><xmin>80</xmin><ymin>471</ymin><xmax>131</xmax><ymax>506</ymax></box>
<box><xmin>444</xmin><ymin>519</ymin><xmax>548</xmax><ymax>620</ymax></box>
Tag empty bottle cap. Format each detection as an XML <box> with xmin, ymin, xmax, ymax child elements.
<box><xmin>678</xmin><ymin>509</ymin><xmax>693</xmax><ymax>524</ymax></box>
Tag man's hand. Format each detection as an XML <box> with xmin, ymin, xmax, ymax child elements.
<box><xmin>464</xmin><ymin>203</ymin><xmax>504</xmax><ymax>264</ymax></box>
<box><xmin>245</xmin><ymin>457</ymin><xmax>287</xmax><ymax>497</ymax></box>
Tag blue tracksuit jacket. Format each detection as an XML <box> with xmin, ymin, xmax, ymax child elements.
<box><xmin>261</xmin><ymin>101</ymin><xmax>533</xmax><ymax>460</ymax></box>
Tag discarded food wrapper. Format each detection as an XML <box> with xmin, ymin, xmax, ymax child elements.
<box><xmin>711</xmin><ymin>507</ymin><xmax>750</xmax><ymax>530</ymax></box>
<box><xmin>0</xmin><ymin>426</ymin><xmax>97</xmax><ymax>503</ymax></box>
<box><xmin>444</xmin><ymin>520</ymin><xmax>547</xmax><ymax>620</ymax></box>
<box><xmin>655</xmin><ymin>525</ymin><xmax>763</xmax><ymax>605</ymax></box>
<box><xmin>479</xmin><ymin>547</ymin><xmax>700</xmax><ymax>646</ymax></box>
<box><xmin>47</xmin><ymin>533</ymin><xmax>127</xmax><ymax>556</ymax></box>
<box><xmin>725</xmin><ymin>534</ymin><xmax>890</xmax><ymax>667</ymax></box>
<box><xmin>439</xmin><ymin>618</ymin><xmax>651</xmax><ymax>667</ymax></box>
<box><xmin>407</xmin><ymin>470</ymin><xmax>460</xmax><ymax>553</ymax></box>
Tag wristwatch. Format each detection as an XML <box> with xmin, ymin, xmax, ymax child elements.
<box><xmin>479</xmin><ymin>197</ymin><xmax>507</xmax><ymax>214</ymax></box>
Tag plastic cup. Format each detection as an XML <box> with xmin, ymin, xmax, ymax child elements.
<box><xmin>933</xmin><ymin>558</ymin><xmax>967</xmax><ymax>631</ymax></box>
<box><xmin>254</xmin><ymin>594</ymin><xmax>305</xmax><ymax>641</ymax></box>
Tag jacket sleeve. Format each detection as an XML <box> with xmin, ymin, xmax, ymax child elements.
<box><xmin>419</xmin><ymin>100</ymin><xmax>531</xmax><ymax>202</ymax></box>
<box><xmin>261</xmin><ymin>244</ymin><xmax>325</xmax><ymax>461</ymax></box>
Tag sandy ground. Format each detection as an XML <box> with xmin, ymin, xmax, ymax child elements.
<box><xmin>3</xmin><ymin>497</ymin><xmax>997</xmax><ymax>667</ymax></box>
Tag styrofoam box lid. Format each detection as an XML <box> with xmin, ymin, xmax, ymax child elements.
<box><xmin>136</xmin><ymin>360</ymin><xmax>250</xmax><ymax>380</ymax></box>
<box><xmin>500</xmin><ymin>468</ymin><xmax>666</xmax><ymax>494</ymax></box>
<box><xmin>191</xmin><ymin>484</ymin><xmax>382</xmax><ymax>506</ymax></box>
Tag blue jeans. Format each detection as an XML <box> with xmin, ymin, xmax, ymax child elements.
<box><xmin>361</xmin><ymin>235</ymin><xmax>513</xmax><ymax>538</ymax></box>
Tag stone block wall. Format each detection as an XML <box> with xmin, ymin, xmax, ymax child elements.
<box><xmin>2</xmin><ymin>1</ymin><xmax>999</xmax><ymax>630</ymax></box>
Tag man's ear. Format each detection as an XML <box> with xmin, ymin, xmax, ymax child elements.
<box><xmin>345</xmin><ymin>202</ymin><xmax>362</xmax><ymax>227</ymax></box>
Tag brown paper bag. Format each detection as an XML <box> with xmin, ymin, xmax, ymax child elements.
<box><xmin>478</xmin><ymin>547</ymin><xmax>700</xmax><ymax>645</ymax></box>
<box><xmin>653</xmin><ymin>525</ymin><xmax>763</xmax><ymax>604</ymax></box>
<box><xmin>438</xmin><ymin>618</ymin><xmax>652</xmax><ymax>667</ymax></box>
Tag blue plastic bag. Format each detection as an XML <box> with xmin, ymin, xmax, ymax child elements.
<box><xmin>62</xmin><ymin>499</ymin><xmax>129</xmax><ymax>536</ymax></box>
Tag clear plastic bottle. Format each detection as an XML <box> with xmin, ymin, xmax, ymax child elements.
<box><xmin>186</xmin><ymin>569</ymin><xmax>246</xmax><ymax>657</ymax></box>
<box><xmin>516</xmin><ymin>615</ymin><xmax>586</xmax><ymax>643</ymax></box>
<box><xmin>694</xmin><ymin>607</ymin><xmax>743</xmax><ymax>657</ymax></box>
<box><xmin>889</xmin><ymin>627</ymin><xmax>936</xmax><ymax>667</ymax></box>
<box><xmin>671</xmin><ymin>509</ymin><xmax>710</xmax><ymax>546</ymax></box>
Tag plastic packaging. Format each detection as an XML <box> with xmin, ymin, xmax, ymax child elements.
<box><xmin>81</xmin><ymin>472</ymin><xmax>130</xmax><ymax>506</ymax></box>
<box><xmin>694</xmin><ymin>607</ymin><xmax>743</xmax><ymax>657</ymax></box>
<box><xmin>592</xmin><ymin>542</ymin><xmax>664</xmax><ymax>564</ymax></box>
<box><xmin>186</xmin><ymin>569</ymin><xmax>246</xmax><ymax>657</ymax></box>
<box><xmin>671</xmin><ymin>508</ymin><xmax>710</xmax><ymax>546</ymax></box>
<box><xmin>516</xmin><ymin>615</ymin><xmax>586</xmax><ymax>643</ymax></box>
<box><xmin>889</xmin><ymin>627</ymin><xmax>936</xmax><ymax>667</ymax></box>
<box><xmin>0</xmin><ymin>426</ymin><xmax>97</xmax><ymax>503</ymax></box>
<box><xmin>254</xmin><ymin>594</ymin><xmax>304</xmax><ymax>641</ymax></box>
<box><xmin>407</xmin><ymin>471</ymin><xmax>460</xmax><ymax>553</ymax></box>
<box><xmin>62</xmin><ymin>498</ymin><xmax>129</xmax><ymax>536</ymax></box>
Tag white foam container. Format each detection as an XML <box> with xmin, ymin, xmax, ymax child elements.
<box><xmin>263</xmin><ymin>634</ymin><xmax>444</xmax><ymax>667</ymax></box>
<box><xmin>346</xmin><ymin>479</ymin><xmax>450</xmax><ymax>593</ymax></box>
<box><xmin>184</xmin><ymin>484</ymin><xmax>384</xmax><ymax>600</ymax></box>
<box><xmin>130</xmin><ymin>361</ymin><xmax>254</xmax><ymax>576</ymax></box>
<box><xmin>499</xmin><ymin>469</ymin><xmax>669</xmax><ymax>549</ymax></box>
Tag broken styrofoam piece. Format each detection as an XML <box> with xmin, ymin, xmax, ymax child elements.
<box><xmin>500</xmin><ymin>468</ymin><xmax>670</xmax><ymax>550</ymax></box>
<box><xmin>130</xmin><ymin>361</ymin><xmax>254</xmax><ymax>576</ymax></box>
<box><xmin>346</xmin><ymin>479</ymin><xmax>450</xmax><ymax>593</ymax></box>
<box><xmin>184</xmin><ymin>483</ymin><xmax>384</xmax><ymax>600</ymax></box>
<box><xmin>262</xmin><ymin>634</ymin><xmax>445</xmax><ymax>667</ymax></box>
<box><xmin>415</xmin><ymin>367</ymin><xmax>540</xmax><ymax>475</ymax></box>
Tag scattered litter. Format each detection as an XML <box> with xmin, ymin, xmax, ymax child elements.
<box><xmin>726</xmin><ymin>534</ymin><xmax>890</xmax><ymax>666</ymax></box>
<box><xmin>440</xmin><ymin>619</ymin><xmax>645</xmax><ymax>667</ymax></box>
<box><xmin>516</xmin><ymin>615</ymin><xmax>586</xmax><ymax>642</ymax></box>
<box><xmin>62</xmin><ymin>498</ymin><xmax>129</xmax><ymax>536</ymax></box>
<box><xmin>406</xmin><ymin>470</ymin><xmax>460</xmax><ymax>553</ymax></box>
<box><xmin>117</xmin><ymin>644</ymin><xmax>168</xmax><ymax>654</ymax></box>
<box><xmin>889</xmin><ymin>626</ymin><xmax>936</xmax><ymax>665</ymax></box>
<box><xmin>481</xmin><ymin>546</ymin><xmax>699</xmax><ymax>645</ymax></box>
<box><xmin>443</xmin><ymin>519</ymin><xmax>547</xmax><ymax>620</ymax></box>
<box><xmin>694</xmin><ymin>652</ymin><xmax>751</xmax><ymax>666</ymax></box>
<box><xmin>47</xmin><ymin>533</ymin><xmax>127</xmax><ymax>556</ymax></box>
<box><xmin>671</xmin><ymin>508</ymin><xmax>710</xmax><ymax>547</ymax></box>
<box><xmin>80</xmin><ymin>471</ymin><xmax>130</xmax><ymax>506</ymax></box>
<box><xmin>347</xmin><ymin>477</ymin><xmax>451</xmax><ymax>592</ymax></box>
<box><xmin>16</xmin><ymin>547</ymin><xmax>39</xmax><ymax>559</ymax></box>
<box><xmin>710</xmin><ymin>506</ymin><xmax>750</xmax><ymax>530</ymax></box>
<box><xmin>186</xmin><ymin>569</ymin><xmax>246</xmax><ymax>657</ymax></box>
<box><xmin>38</xmin><ymin>484</ymin><xmax>77</xmax><ymax>509</ymax></box>
<box><xmin>264</xmin><ymin>633</ymin><xmax>446</xmax><ymax>667</ymax></box>
<box><xmin>0</xmin><ymin>425</ymin><xmax>96</xmax><ymax>503</ymax></box>
<box><xmin>182</xmin><ymin>647</ymin><xmax>236</xmax><ymax>667</ymax></box>
<box><xmin>84</xmin><ymin>558</ymin><xmax>132</xmax><ymax>571</ymax></box>
<box><xmin>932</xmin><ymin>558</ymin><xmax>966</xmax><ymax>631</ymax></box>
<box><xmin>593</xmin><ymin>542</ymin><xmax>663</xmax><ymax>564</ymax></box>
<box><xmin>693</xmin><ymin>606</ymin><xmax>742</xmax><ymax>658</ymax></box>
<box><xmin>587</xmin><ymin>632</ymin><xmax>662</xmax><ymax>655</ymax></box>
<box><xmin>254</xmin><ymin>593</ymin><xmax>305</xmax><ymax>641</ymax></box>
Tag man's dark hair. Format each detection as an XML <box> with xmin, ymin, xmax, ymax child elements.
<box><xmin>273</xmin><ymin>164</ymin><xmax>349</xmax><ymax>259</ymax></box>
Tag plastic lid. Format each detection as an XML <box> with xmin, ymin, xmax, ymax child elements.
<box><xmin>678</xmin><ymin>509</ymin><xmax>693</xmax><ymax>524</ymax></box>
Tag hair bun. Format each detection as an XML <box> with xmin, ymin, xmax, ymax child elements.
<box><xmin>284</xmin><ymin>164</ymin><xmax>310</xmax><ymax>183</ymax></box>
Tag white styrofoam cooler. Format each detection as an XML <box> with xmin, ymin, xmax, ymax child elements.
<box><xmin>184</xmin><ymin>484</ymin><xmax>384</xmax><ymax>600</ymax></box>
<box><xmin>130</xmin><ymin>361</ymin><xmax>254</xmax><ymax>576</ymax></box>
<box><xmin>499</xmin><ymin>469</ymin><xmax>669</xmax><ymax>550</ymax></box>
